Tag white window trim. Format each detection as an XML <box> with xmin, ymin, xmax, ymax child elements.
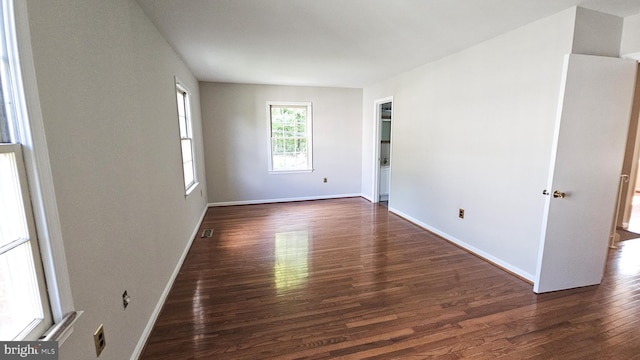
<box><xmin>0</xmin><ymin>143</ymin><xmax>51</xmax><ymax>340</ymax></box>
<box><xmin>175</xmin><ymin>78</ymin><xmax>199</xmax><ymax>196</ymax></box>
<box><xmin>9</xmin><ymin>0</ymin><xmax>78</xmax><ymax>342</ymax></box>
<box><xmin>266</xmin><ymin>101</ymin><xmax>314</xmax><ymax>174</ymax></box>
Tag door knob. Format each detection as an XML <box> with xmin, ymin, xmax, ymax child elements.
<box><xmin>553</xmin><ymin>190</ymin><xmax>566</xmax><ymax>199</ymax></box>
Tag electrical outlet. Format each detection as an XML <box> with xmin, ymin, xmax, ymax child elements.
<box><xmin>122</xmin><ymin>290</ymin><xmax>131</xmax><ymax>309</ymax></box>
<box><xmin>459</xmin><ymin>208</ymin><xmax>465</xmax><ymax>219</ymax></box>
<box><xmin>93</xmin><ymin>324</ymin><xmax>106</xmax><ymax>357</ymax></box>
<box><xmin>323</xmin><ymin>177</ymin><xmax>328</xmax><ymax>183</ymax></box>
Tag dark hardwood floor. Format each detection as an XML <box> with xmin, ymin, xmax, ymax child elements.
<box><xmin>140</xmin><ymin>198</ymin><xmax>640</xmax><ymax>359</ymax></box>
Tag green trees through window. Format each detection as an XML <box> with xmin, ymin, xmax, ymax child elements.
<box><xmin>269</xmin><ymin>102</ymin><xmax>312</xmax><ymax>172</ymax></box>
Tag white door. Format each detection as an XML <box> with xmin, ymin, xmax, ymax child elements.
<box><xmin>534</xmin><ymin>54</ymin><xmax>637</xmax><ymax>293</ymax></box>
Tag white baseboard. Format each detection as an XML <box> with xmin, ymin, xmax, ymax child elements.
<box><xmin>130</xmin><ymin>205</ymin><xmax>208</xmax><ymax>360</ymax></box>
<box><xmin>388</xmin><ymin>207</ymin><xmax>535</xmax><ymax>283</ymax></box>
<box><xmin>208</xmin><ymin>193</ymin><xmax>362</xmax><ymax>207</ymax></box>
<box><xmin>360</xmin><ymin>193</ymin><xmax>374</xmax><ymax>203</ymax></box>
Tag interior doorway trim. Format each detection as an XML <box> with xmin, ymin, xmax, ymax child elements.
<box><xmin>619</xmin><ymin>63</ymin><xmax>640</xmax><ymax>230</ymax></box>
<box><xmin>372</xmin><ymin>96</ymin><xmax>393</xmax><ymax>204</ymax></box>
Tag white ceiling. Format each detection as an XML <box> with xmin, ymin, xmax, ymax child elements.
<box><xmin>136</xmin><ymin>0</ymin><xmax>640</xmax><ymax>88</ymax></box>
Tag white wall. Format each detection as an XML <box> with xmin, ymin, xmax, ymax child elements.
<box><xmin>362</xmin><ymin>8</ymin><xmax>579</xmax><ymax>280</ymax></box>
<box><xmin>24</xmin><ymin>0</ymin><xmax>208</xmax><ymax>359</ymax></box>
<box><xmin>621</xmin><ymin>12</ymin><xmax>640</xmax><ymax>57</ymax></box>
<box><xmin>572</xmin><ymin>7</ymin><xmax>622</xmax><ymax>57</ymax></box>
<box><xmin>201</xmin><ymin>82</ymin><xmax>363</xmax><ymax>204</ymax></box>
<box><xmin>361</xmin><ymin>6</ymin><xmax>627</xmax><ymax>281</ymax></box>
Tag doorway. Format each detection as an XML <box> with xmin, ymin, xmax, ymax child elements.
<box><xmin>373</xmin><ymin>97</ymin><xmax>393</xmax><ymax>206</ymax></box>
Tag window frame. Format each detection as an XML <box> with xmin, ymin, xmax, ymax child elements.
<box><xmin>1</xmin><ymin>0</ymin><xmax>78</xmax><ymax>342</ymax></box>
<box><xmin>267</xmin><ymin>101</ymin><xmax>313</xmax><ymax>174</ymax></box>
<box><xmin>175</xmin><ymin>79</ymin><xmax>198</xmax><ymax>195</ymax></box>
<box><xmin>0</xmin><ymin>143</ymin><xmax>52</xmax><ymax>340</ymax></box>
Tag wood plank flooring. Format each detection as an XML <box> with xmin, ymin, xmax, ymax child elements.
<box><xmin>140</xmin><ymin>198</ymin><xmax>640</xmax><ymax>359</ymax></box>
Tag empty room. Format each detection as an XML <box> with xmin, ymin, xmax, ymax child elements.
<box><xmin>2</xmin><ymin>0</ymin><xmax>640</xmax><ymax>359</ymax></box>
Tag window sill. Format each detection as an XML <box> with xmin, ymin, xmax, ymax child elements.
<box><xmin>185</xmin><ymin>182</ymin><xmax>200</xmax><ymax>197</ymax></box>
<box><xmin>41</xmin><ymin>310</ymin><xmax>83</xmax><ymax>345</ymax></box>
<box><xmin>268</xmin><ymin>169</ymin><xmax>314</xmax><ymax>175</ymax></box>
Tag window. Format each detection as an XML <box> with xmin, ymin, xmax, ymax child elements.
<box><xmin>176</xmin><ymin>81</ymin><xmax>197</xmax><ymax>194</ymax></box>
<box><xmin>0</xmin><ymin>144</ymin><xmax>51</xmax><ymax>340</ymax></box>
<box><xmin>0</xmin><ymin>0</ymin><xmax>76</xmax><ymax>342</ymax></box>
<box><xmin>268</xmin><ymin>102</ymin><xmax>313</xmax><ymax>173</ymax></box>
<box><xmin>0</xmin><ymin>1</ymin><xmax>52</xmax><ymax>340</ymax></box>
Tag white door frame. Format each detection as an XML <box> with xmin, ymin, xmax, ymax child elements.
<box><xmin>620</xmin><ymin>70</ymin><xmax>640</xmax><ymax>229</ymax></box>
<box><xmin>372</xmin><ymin>96</ymin><xmax>393</xmax><ymax>203</ymax></box>
<box><xmin>620</xmin><ymin>57</ymin><xmax>640</xmax><ymax>229</ymax></box>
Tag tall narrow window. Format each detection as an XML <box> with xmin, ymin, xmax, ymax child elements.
<box><xmin>268</xmin><ymin>102</ymin><xmax>313</xmax><ymax>173</ymax></box>
<box><xmin>176</xmin><ymin>81</ymin><xmax>197</xmax><ymax>194</ymax></box>
<box><xmin>0</xmin><ymin>0</ymin><xmax>53</xmax><ymax>340</ymax></box>
<box><xmin>0</xmin><ymin>144</ymin><xmax>51</xmax><ymax>340</ymax></box>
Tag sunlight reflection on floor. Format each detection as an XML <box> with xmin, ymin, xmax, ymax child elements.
<box><xmin>615</xmin><ymin>238</ymin><xmax>640</xmax><ymax>276</ymax></box>
<box><xmin>626</xmin><ymin>195</ymin><xmax>640</xmax><ymax>233</ymax></box>
<box><xmin>274</xmin><ymin>230</ymin><xmax>309</xmax><ymax>292</ymax></box>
